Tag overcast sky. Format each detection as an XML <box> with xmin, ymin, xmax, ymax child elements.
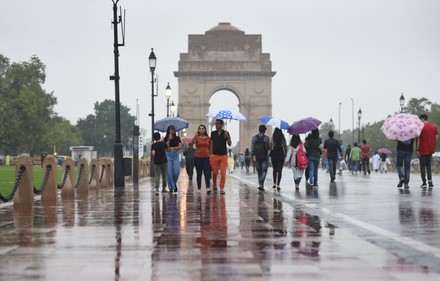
<box><xmin>2</xmin><ymin>0</ymin><xmax>440</xmax><ymax>144</ymax></box>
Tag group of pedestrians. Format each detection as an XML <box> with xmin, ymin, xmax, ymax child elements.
<box><xmin>151</xmin><ymin>119</ymin><xmax>232</xmax><ymax>195</ymax></box>
<box><xmin>152</xmin><ymin>113</ymin><xmax>438</xmax><ymax>195</ymax></box>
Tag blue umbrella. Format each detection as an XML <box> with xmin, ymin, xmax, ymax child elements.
<box><xmin>154</xmin><ymin>117</ymin><xmax>189</xmax><ymax>132</ymax></box>
<box><xmin>206</xmin><ymin>109</ymin><xmax>247</xmax><ymax>121</ymax></box>
<box><xmin>258</xmin><ymin>116</ymin><xmax>290</xmax><ymax>130</ymax></box>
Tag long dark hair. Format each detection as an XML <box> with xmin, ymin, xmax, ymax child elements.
<box><xmin>164</xmin><ymin>125</ymin><xmax>177</xmax><ymax>142</ymax></box>
<box><xmin>272</xmin><ymin>128</ymin><xmax>284</xmax><ymax>147</ymax></box>
<box><xmin>245</xmin><ymin>148</ymin><xmax>250</xmax><ymax>156</ymax></box>
<box><xmin>290</xmin><ymin>134</ymin><xmax>301</xmax><ymax>148</ymax></box>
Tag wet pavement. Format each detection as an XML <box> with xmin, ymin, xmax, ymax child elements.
<box><xmin>1</xmin><ymin>167</ymin><xmax>440</xmax><ymax>280</ymax></box>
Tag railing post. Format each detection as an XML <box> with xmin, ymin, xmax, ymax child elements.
<box><xmin>76</xmin><ymin>158</ymin><xmax>89</xmax><ymax>195</ymax></box>
<box><xmin>61</xmin><ymin>158</ymin><xmax>75</xmax><ymax>199</ymax></box>
<box><xmin>89</xmin><ymin>159</ymin><xmax>100</xmax><ymax>189</ymax></box>
<box><xmin>13</xmin><ymin>154</ymin><xmax>34</xmax><ymax>209</ymax></box>
<box><xmin>41</xmin><ymin>155</ymin><xmax>57</xmax><ymax>205</ymax></box>
<box><xmin>99</xmin><ymin>158</ymin><xmax>108</xmax><ymax>188</ymax></box>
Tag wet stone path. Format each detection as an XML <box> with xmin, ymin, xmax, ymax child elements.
<box><xmin>0</xmin><ymin>168</ymin><xmax>440</xmax><ymax>280</ymax></box>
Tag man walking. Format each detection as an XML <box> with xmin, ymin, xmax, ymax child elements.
<box><xmin>416</xmin><ymin>114</ymin><xmax>438</xmax><ymax>188</ymax></box>
<box><xmin>210</xmin><ymin>119</ymin><xmax>232</xmax><ymax>194</ymax></box>
<box><xmin>251</xmin><ymin>125</ymin><xmax>271</xmax><ymax>191</ymax></box>
<box><xmin>360</xmin><ymin>139</ymin><xmax>371</xmax><ymax>175</ymax></box>
<box><xmin>324</xmin><ymin>131</ymin><xmax>342</xmax><ymax>183</ymax></box>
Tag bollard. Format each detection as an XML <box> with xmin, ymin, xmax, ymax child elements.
<box><xmin>61</xmin><ymin>158</ymin><xmax>75</xmax><ymax>199</ymax></box>
<box><xmin>41</xmin><ymin>154</ymin><xmax>58</xmax><ymax>206</ymax></box>
<box><xmin>13</xmin><ymin>154</ymin><xmax>34</xmax><ymax>209</ymax></box>
<box><xmin>99</xmin><ymin>158</ymin><xmax>108</xmax><ymax>188</ymax></box>
<box><xmin>107</xmin><ymin>158</ymin><xmax>114</xmax><ymax>187</ymax></box>
<box><xmin>76</xmin><ymin>158</ymin><xmax>89</xmax><ymax>195</ymax></box>
<box><xmin>88</xmin><ymin>159</ymin><xmax>100</xmax><ymax>189</ymax></box>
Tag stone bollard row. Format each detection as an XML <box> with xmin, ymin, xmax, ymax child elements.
<box><xmin>12</xmin><ymin>156</ymin><xmax>116</xmax><ymax>209</ymax></box>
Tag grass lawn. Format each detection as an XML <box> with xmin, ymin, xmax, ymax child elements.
<box><xmin>0</xmin><ymin>165</ymin><xmax>77</xmax><ymax>201</ymax></box>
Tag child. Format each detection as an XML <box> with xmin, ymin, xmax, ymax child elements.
<box><xmin>151</xmin><ymin>132</ymin><xmax>168</xmax><ymax>194</ymax></box>
<box><xmin>183</xmin><ymin>146</ymin><xmax>195</xmax><ymax>180</ymax></box>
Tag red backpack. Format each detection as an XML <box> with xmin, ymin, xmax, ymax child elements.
<box><xmin>296</xmin><ymin>143</ymin><xmax>308</xmax><ymax>170</ymax></box>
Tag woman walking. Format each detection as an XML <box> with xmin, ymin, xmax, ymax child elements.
<box><xmin>270</xmin><ymin>128</ymin><xmax>287</xmax><ymax>191</ymax></box>
<box><xmin>304</xmin><ymin>129</ymin><xmax>322</xmax><ymax>188</ymax></box>
<box><xmin>244</xmin><ymin>148</ymin><xmax>251</xmax><ymax>174</ymax></box>
<box><xmin>164</xmin><ymin>125</ymin><xmax>182</xmax><ymax>193</ymax></box>
<box><xmin>189</xmin><ymin>124</ymin><xmax>211</xmax><ymax>192</ymax></box>
<box><xmin>285</xmin><ymin>134</ymin><xmax>306</xmax><ymax>190</ymax></box>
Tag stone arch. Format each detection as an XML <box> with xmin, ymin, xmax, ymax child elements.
<box><xmin>174</xmin><ymin>22</ymin><xmax>276</xmax><ymax>152</ymax></box>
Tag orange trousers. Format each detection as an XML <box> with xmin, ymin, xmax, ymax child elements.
<box><xmin>210</xmin><ymin>154</ymin><xmax>228</xmax><ymax>189</ymax></box>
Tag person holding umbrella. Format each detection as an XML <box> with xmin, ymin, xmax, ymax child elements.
<box><xmin>164</xmin><ymin>125</ymin><xmax>182</xmax><ymax>194</ymax></box>
<box><xmin>396</xmin><ymin>138</ymin><xmax>415</xmax><ymax>189</ymax></box>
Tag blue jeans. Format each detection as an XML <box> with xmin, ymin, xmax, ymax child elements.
<box><xmin>308</xmin><ymin>156</ymin><xmax>320</xmax><ymax>186</ymax></box>
<box><xmin>166</xmin><ymin>151</ymin><xmax>180</xmax><ymax>191</ymax></box>
<box><xmin>255</xmin><ymin>159</ymin><xmax>268</xmax><ymax>186</ymax></box>
<box><xmin>397</xmin><ymin>150</ymin><xmax>412</xmax><ymax>184</ymax></box>
<box><xmin>194</xmin><ymin>157</ymin><xmax>211</xmax><ymax>190</ymax></box>
<box><xmin>328</xmin><ymin>157</ymin><xmax>337</xmax><ymax>181</ymax></box>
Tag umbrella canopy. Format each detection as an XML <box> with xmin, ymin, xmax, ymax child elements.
<box><xmin>206</xmin><ymin>109</ymin><xmax>247</xmax><ymax>121</ymax></box>
<box><xmin>378</xmin><ymin>148</ymin><xmax>392</xmax><ymax>154</ymax></box>
<box><xmin>380</xmin><ymin>113</ymin><xmax>424</xmax><ymax>142</ymax></box>
<box><xmin>288</xmin><ymin>117</ymin><xmax>321</xmax><ymax>135</ymax></box>
<box><xmin>258</xmin><ymin>116</ymin><xmax>290</xmax><ymax>130</ymax></box>
<box><xmin>154</xmin><ymin>116</ymin><xmax>189</xmax><ymax>132</ymax></box>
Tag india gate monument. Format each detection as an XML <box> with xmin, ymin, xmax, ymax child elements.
<box><xmin>174</xmin><ymin>22</ymin><xmax>276</xmax><ymax>152</ymax></box>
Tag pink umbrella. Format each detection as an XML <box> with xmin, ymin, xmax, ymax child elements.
<box><xmin>378</xmin><ymin>148</ymin><xmax>392</xmax><ymax>154</ymax></box>
<box><xmin>380</xmin><ymin>113</ymin><xmax>424</xmax><ymax>142</ymax></box>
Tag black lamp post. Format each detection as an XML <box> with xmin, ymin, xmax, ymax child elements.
<box><xmin>110</xmin><ymin>0</ymin><xmax>125</xmax><ymax>188</ymax></box>
<box><xmin>357</xmin><ymin>108</ymin><xmax>362</xmax><ymax>143</ymax></box>
<box><xmin>148</xmin><ymin>48</ymin><xmax>157</xmax><ymax>176</ymax></box>
<box><xmin>399</xmin><ymin>93</ymin><xmax>405</xmax><ymax>113</ymax></box>
<box><xmin>165</xmin><ymin>83</ymin><xmax>172</xmax><ymax>117</ymax></box>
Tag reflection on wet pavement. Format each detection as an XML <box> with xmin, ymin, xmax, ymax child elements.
<box><xmin>1</xmin><ymin>169</ymin><xmax>440</xmax><ymax>280</ymax></box>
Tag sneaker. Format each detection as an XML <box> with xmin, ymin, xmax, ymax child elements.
<box><xmin>397</xmin><ymin>178</ymin><xmax>404</xmax><ymax>188</ymax></box>
<box><xmin>155</xmin><ymin>187</ymin><xmax>159</xmax><ymax>194</ymax></box>
<box><xmin>277</xmin><ymin>186</ymin><xmax>281</xmax><ymax>191</ymax></box>
<box><xmin>428</xmin><ymin>181</ymin><xmax>434</xmax><ymax>188</ymax></box>
<box><xmin>173</xmin><ymin>189</ymin><xmax>178</xmax><ymax>194</ymax></box>
<box><xmin>420</xmin><ymin>182</ymin><xmax>427</xmax><ymax>188</ymax></box>
<box><xmin>220</xmin><ymin>189</ymin><xmax>225</xmax><ymax>194</ymax></box>
<box><xmin>404</xmin><ymin>184</ymin><xmax>409</xmax><ymax>189</ymax></box>
<box><xmin>213</xmin><ymin>186</ymin><xmax>218</xmax><ymax>192</ymax></box>
<box><xmin>258</xmin><ymin>184</ymin><xmax>265</xmax><ymax>191</ymax></box>
<box><xmin>272</xmin><ymin>184</ymin><xmax>277</xmax><ymax>189</ymax></box>
<box><xmin>207</xmin><ymin>187</ymin><xmax>211</xmax><ymax>194</ymax></box>
<box><xmin>162</xmin><ymin>187</ymin><xmax>169</xmax><ymax>193</ymax></box>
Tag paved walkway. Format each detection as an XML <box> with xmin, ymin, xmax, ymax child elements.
<box><xmin>0</xmin><ymin>167</ymin><xmax>439</xmax><ymax>280</ymax></box>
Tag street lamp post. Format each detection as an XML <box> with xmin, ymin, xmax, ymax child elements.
<box><xmin>329</xmin><ymin>118</ymin><xmax>334</xmax><ymax>130</ymax></box>
<box><xmin>357</xmin><ymin>108</ymin><xmax>362</xmax><ymax>143</ymax></box>
<box><xmin>399</xmin><ymin>93</ymin><xmax>405</xmax><ymax>113</ymax></box>
<box><xmin>338</xmin><ymin>102</ymin><xmax>342</xmax><ymax>140</ymax></box>
<box><xmin>110</xmin><ymin>0</ymin><xmax>125</xmax><ymax>188</ymax></box>
<box><xmin>165</xmin><ymin>83</ymin><xmax>172</xmax><ymax>117</ymax></box>
<box><xmin>351</xmin><ymin>98</ymin><xmax>354</xmax><ymax>145</ymax></box>
<box><xmin>170</xmin><ymin>101</ymin><xmax>176</xmax><ymax>117</ymax></box>
<box><xmin>148</xmin><ymin>48</ymin><xmax>157</xmax><ymax>176</ymax></box>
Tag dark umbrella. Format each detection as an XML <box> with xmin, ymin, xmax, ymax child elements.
<box><xmin>288</xmin><ymin>117</ymin><xmax>321</xmax><ymax>135</ymax></box>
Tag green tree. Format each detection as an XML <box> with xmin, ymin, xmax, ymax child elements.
<box><xmin>0</xmin><ymin>54</ymin><xmax>57</xmax><ymax>155</ymax></box>
<box><xmin>404</xmin><ymin>97</ymin><xmax>431</xmax><ymax>116</ymax></box>
<box><xmin>44</xmin><ymin>116</ymin><xmax>83</xmax><ymax>155</ymax></box>
<box><xmin>76</xmin><ymin>99</ymin><xmax>136</xmax><ymax>156</ymax></box>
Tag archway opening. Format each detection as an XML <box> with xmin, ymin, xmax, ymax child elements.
<box><xmin>208</xmin><ymin>90</ymin><xmax>242</xmax><ymax>152</ymax></box>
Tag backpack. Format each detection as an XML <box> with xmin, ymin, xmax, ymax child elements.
<box><xmin>296</xmin><ymin>143</ymin><xmax>308</xmax><ymax>170</ymax></box>
<box><xmin>253</xmin><ymin>135</ymin><xmax>268</xmax><ymax>161</ymax></box>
